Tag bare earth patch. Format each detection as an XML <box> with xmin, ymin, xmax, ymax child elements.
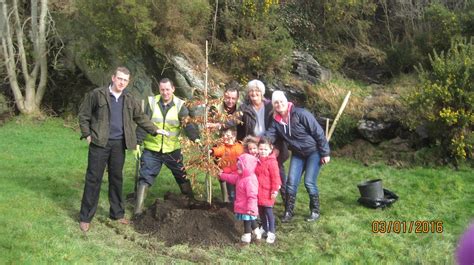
<box><xmin>133</xmin><ymin>192</ymin><xmax>243</xmax><ymax>247</ymax></box>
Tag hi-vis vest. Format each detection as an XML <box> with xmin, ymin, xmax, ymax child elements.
<box><xmin>143</xmin><ymin>95</ymin><xmax>184</xmax><ymax>153</ymax></box>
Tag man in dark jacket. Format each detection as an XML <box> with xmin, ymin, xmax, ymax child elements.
<box><xmin>264</xmin><ymin>91</ymin><xmax>330</xmax><ymax>223</ymax></box>
<box><xmin>78</xmin><ymin>67</ymin><xmax>161</xmax><ymax>232</ymax></box>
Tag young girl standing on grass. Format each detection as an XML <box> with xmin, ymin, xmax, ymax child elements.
<box><xmin>219</xmin><ymin>153</ymin><xmax>261</xmax><ymax>243</ymax></box>
<box><xmin>242</xmin><ymin>135</ymin><xmax>259</xmax><ymax>157</ymax></box>
<box><xmin>255</xmin><ymin>137</ymin><xmax>281</xmax><ymax>243</ymax></box>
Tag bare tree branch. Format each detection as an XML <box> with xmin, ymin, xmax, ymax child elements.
<box><xmin>35</xmin><ymin>0</ymin><xmax>48</xmax><ymax>105</ymax></box>
<box><xmin>12</xmin><ymin>0</ymin><xmax>31</xmax><ymax>83</ymax></box>
<box><xmin>1</xmin><ymin>1</ymin><xmax>25</xmax><ymax>112</ymax></box>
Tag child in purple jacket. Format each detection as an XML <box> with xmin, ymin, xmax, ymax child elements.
<box><xmin>219</xmin><ymin>153</ymin><xmax>261</xmax><ymax>243</ymax></box>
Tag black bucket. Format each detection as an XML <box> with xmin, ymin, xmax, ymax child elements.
<box><xmin>357</xmin><ymin>179</ymin><xmax>384</xmax><ymax>200</ymax></box>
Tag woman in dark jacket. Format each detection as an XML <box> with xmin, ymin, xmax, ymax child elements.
<box><xmin>237</xmin><ymin>80</ymin><xmax>289</xmax><ymax>201</ymax></box>
<box><xmin>264</xmin><ymin>91</ymin><xmax>330</xmax><ymax>223</ymax></box>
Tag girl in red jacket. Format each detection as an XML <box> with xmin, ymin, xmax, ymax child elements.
<box><xmin>255</xmin><ymin>137</ymin><xmax>281</xmax><ymax>243</ymax></box>
<box><xmin>219</xmin><ymin>153</ymin><xmax>261</xmax><ymax>243</ymax></box>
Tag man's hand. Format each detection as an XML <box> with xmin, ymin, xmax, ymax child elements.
<box><xmin>86</xmin><ymin>136</ymin><xmax>91</xmax><ymax>145</ymax></box>
<box><xmin>320</xmin><ymin>156</ymin><xmax>330</xmax><ymax>165</ymax></box>
<box><xmin>156</xmin><ymin>129</ymin><xmax>170</xmax><ymax>136</ymax></box>
<box><xmin>132</xmin><ymin>145</ymin><xmax>141</xmax><ymax>161</ymax></box>
<box><xmin>195</xmin><ymin>139</ymin><xmax>205</xmax><ymax>150</ymax></box>
<box><xmin>206</xmin><ymin>123</ymin><xmax>222</xmax><ymax>129</ymax></box>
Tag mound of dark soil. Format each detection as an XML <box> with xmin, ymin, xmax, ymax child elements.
<box><xmin>133</xmin><ymin>192</ymin><xmax>242</xmax><ymax>247</ymax></box>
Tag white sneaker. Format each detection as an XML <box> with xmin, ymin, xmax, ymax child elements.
<box><xmin>241</xmin><ymin>233</ymin><xmax>251</xmax><ymax>243</ymax></box>
<box><xmin>253</xmin><ymin>228</ymin><xmax>262</xmax><ymax>240</ymax></box>
<box><xmin>266</xmin><ymin>232</ymin><xmax>276</xmax><ymax>244</ymax></box>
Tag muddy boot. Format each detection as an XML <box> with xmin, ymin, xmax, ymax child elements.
<box><xmin>179</xmin><ymin>181</ymin><xmax>194</xmax><ymax>199</ymax></box>
<box><xmin>306</xmin><ymin>194</ymin><xmax>320</xmax><ymax>222</ymax></box>
<box><xmin>134</xmin><ymin>184</ymin><xmax>148</xmax><ymax>216</ymax></box>
<box><xmin>220</xmin><ymin>181</ymin><xmax>229</xmax><ymax>203</ymax></box>
<box><xmin>281</xmin><ymin>194</ymin><xmax>296</xmax><ymax>223</ymax></box>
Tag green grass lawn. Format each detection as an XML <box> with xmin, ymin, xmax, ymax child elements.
<box><xmin>0</xmin><ymin>117</ymin><xmax>472</xmax><ymax>264</ymax></box>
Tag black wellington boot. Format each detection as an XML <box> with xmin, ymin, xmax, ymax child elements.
<box><xmin>281</xmin><ymin>194</ymin><xmax>296</xmax><ymax>223</ymax></box>
<box><xmin>306</xmin><ymin>194</ymin><xmax>320</xmax><ymax>222</ymax></box>
<box><xmin>179</xmin><ymin>181</ymin><xmax>194</xmax><ymax>199</ymax></box>
<box><xmin>280</xmin><ymin>188</ymin><xmax>287</xmax><ymax>206</ymax></box>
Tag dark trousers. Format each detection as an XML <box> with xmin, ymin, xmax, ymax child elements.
<box><xmin>279</xmin><ymin>161</ymin><xmax>287</xmax><ymax>195</ymax></box>
<box><xmin>244</xmin><ymin>220</ymin><xmax>258</xmax><ymax>233</ymax></box>
<box><xmin>258</xmin><ymin>206</ymin><xmax>276</xmax><ymax>233</ymax></box>
<box><xmin>139</xmin><ymin>149</ymin><xmax>188</xmax><ymax>186</ymax></box>
<box><xmin>79</xmin><ymin>140</ymin><xmax>126</xmax><ymax>222</ymax></box>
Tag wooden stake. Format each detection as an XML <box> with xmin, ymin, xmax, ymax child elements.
<box><xmin>204</xmin><ymin>40</ymin><xmax>212</xmax><ymax>204</ymax></box>
<box><xmin>325</xmin><ymin>118</ymin><xmax>329</xmax><ymax>139</ymax></box>
<box><xmin>327</xmin><ymin>91</ymin><xmax>351</xmax><ymax>142</ymax></box>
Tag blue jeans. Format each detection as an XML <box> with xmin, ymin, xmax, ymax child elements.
<box><xmin>286</xmin><ymin>151</ymin><xmax>321</xmax><ymax>196</ymax></box>
<box><xmin>139</xmin><ymin>149</ymin><xmax>188</xmax><ymax>186</ymax></box>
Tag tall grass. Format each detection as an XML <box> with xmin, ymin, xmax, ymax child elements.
<box><xmin>0</xmin><ymin>117</ymin><xmax>472</xmax><ymax>263</ymax></box>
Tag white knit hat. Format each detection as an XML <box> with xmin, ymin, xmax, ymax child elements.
<box><xmin>272</xmin><ymin>90</ymin><xmax>288</xmax><ymax>104</ymax></box>
<box><xmin>247</xmin><ymin>79</ymin><xmax>265</xmax><ymax>95</ymax></box>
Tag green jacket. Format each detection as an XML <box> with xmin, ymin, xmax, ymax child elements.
<box><xmin>78</xmin><ymin>86</ymin><xmax>158</xmax><ymax>150</ymax></box>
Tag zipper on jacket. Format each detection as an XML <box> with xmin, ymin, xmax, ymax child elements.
<box><xmin>160</xmin><ymin>103</ymin><xmax>170</xmax><ymax>152</ymax></box>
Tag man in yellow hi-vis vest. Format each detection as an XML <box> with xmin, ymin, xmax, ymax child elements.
<box><xmin>134</xmin><ymin>78</ymin><xmax>200</xmax><ymax>215</ymax></box>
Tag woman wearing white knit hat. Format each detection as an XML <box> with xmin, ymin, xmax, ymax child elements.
<box><xmin>264</xmin><ymin>90</ymin><xmax>330</xmax><ymax>222</ymax></box>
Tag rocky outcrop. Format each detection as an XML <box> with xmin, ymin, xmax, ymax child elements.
<box><xmin>291</xmin><ymin>51</ymin><xmax>331</xmax><ymax>84</ymax></box>
<box><xmin>357</xmin><ymin>119</ymin><xmax>397</xmax><ymax>144</ymax></box>
<box><xmin>170</xmin><ymin>55</ymin><xmax>205</xmax><ymax>99</ymax></box>
<box><xmin>266</xmin><ymin>50</ymin><xmax>331</xmax><ymax>105</ymax></box>
<box><xmin>356</xmin><ymin>89</ymin><xmax>408</xmax><ymax>143</ymax></box>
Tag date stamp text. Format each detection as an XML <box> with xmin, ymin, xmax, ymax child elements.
<box><xmin>372</xmin><ymin>220</ymin><xmax>444</xmax><ymax>234</ymax></box>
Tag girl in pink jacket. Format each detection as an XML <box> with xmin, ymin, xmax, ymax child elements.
<box><xmin>255</xmin><ymin>137</ymin><xmax>281</xmax><ymax>244</ymax></box>
<box><xmin>219</xmin><ymin>153</ymin><xmax>261</xmax><ymax>243</ymax></box>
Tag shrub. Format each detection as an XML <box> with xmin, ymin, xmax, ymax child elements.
<box><xmin>419</xmin><ymin>4</ymin><xmax>461</xmax><ymax>55</ymax></box>
<box><xmin>386</xmin><ymin>40</ymin><xmax>423</xmax><ymax>75</ymax></box>
<box><xmin>406</xmin><ymin>38</ymin><xmax>473</xmax><ymax>163</ymax></box>
<box><xmin>213</xmin><ymin>1</ymin><xmax>293</xmax><ymax>80</ymax></box>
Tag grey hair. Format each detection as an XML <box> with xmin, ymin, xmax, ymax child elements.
<box><xmin>246</xmin><ymin>79</ymin><xmax>265</xmax><ymax>95</ymax></box>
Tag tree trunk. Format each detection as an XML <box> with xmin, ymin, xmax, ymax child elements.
<box><xmin>0</xmin><ymin>0</ymin><xmax>49</xmax><ymax>115</ymax></box>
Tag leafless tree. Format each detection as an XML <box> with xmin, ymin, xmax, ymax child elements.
<box><xmin>1</xmin><ymin>0</ymin><xmax>49</xmax><ymax>115</ymax></box>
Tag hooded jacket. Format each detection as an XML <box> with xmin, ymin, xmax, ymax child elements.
<box><xmin>264</xmin><ymin>103</ymin><xmax>330</xmax><ymax>158</ymax></box>
<box><xmin>219</xmin><ymin>153</ymin><xmax>259</xmax><ymax>216</ymax></box>
<box><xmin>255</xmin><ymin>153</ymin><xmax>281</xmax><ymax>207</ymax></box>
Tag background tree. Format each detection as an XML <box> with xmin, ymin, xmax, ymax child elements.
<box><xmin>1</xmin><ymin>0</ymin><xmax>50</xmax><ymax>115</ymax></box>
